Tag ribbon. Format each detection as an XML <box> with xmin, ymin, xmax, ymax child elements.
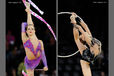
<box><xmin>28</xmin><ymin>0</ymin><xmax>44</xmax><ymax>15</ymax></box>
<box><xmin>22</xmin><ymin>0</ymin><xmax>57</xmax><ymax>41</ymax></box>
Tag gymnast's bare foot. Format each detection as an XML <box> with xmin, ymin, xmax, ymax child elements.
<box><xmin>71</xmin><ymin>12</ymin><xmax>78</xmax><ymax>18</ymax></box>
<box><xmin>25</xmin><ymin>2</ymin><xmax>30</xmax><ymax>9</ymax></box>
<box><xmin>25</xmin><ymin>2</ymin><xmax>31</xmax><ymax>13</ymax></box>
<box><xmin>70</xmin><ymin>13</ymin><xmax>77</xmax><ymax>24</ymax></box>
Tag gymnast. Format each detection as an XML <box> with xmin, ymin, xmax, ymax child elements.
<box><xmin>70</xmin><ymin>12</ymin><xmax>102</xmax><ymax>76</ymax></box>
<box><xmin>21</xmin><ymin>2</ymin><xmax>48</xmax><ymax>76</ymax></box>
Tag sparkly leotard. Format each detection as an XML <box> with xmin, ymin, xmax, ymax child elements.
<box><xmin>81</xmin><ymin>38</ymin><xmax>100</xmax><ymax>64</ymax></box>
<box><xmin>21</xmin><ymin>22</ymin><xmax>48</xmax><ymax>70</ymax></box>
<box><xmin>24</xmin><ymin>39</ymin><xmax>41</xmax><ymax>69</ymax></box>
<box><xmin>24</xmin><ymin>39</ymin><xmax>48</xmax><ymax>69</ymax></box>
<box><xmin>24</xmin><ymin>39</ymin><xmax>41</xmax><ymax>57</ymax></box>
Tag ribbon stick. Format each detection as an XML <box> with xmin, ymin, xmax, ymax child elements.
<box><xmin>22</xmin><ymin>0</ymin><xmax>57</xmax><ymax>41</ymax></box>
<box><xmin>28</xmin><ymin>0</ymin><xmax>44</xmax><ymax>15</ymax></box>
<box><xmin>35</xmin><ymin>69</ymin><xmax>44</xmax><ymax>71</ymax></box>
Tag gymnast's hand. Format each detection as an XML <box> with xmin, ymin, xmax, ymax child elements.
<box><xmin>43</xmin><ymin>67</ymin><xmax>48</xmax><ymax>71</ymax></box>
<box><xmin>25</xmin><ymin>8</ymin><xmax>30</xmax><ymax>13</ymax></box>
<box><xmin>71</xmin><ymin>12</ymin><xmax>78</xmax><ymax>17</ymax></box>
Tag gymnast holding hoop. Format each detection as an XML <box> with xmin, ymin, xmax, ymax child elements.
<box><xmin>70</xmin><ymin>12</ymin><xmax>102</xmax><ymax>76</ymax></box>
<box><xmin>21</xmin><ymin>2</ymin><xmax>48</xmax><ymax>76</ymax></box>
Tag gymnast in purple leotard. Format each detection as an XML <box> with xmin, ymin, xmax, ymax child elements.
<box><xmin>21</xmin><ymin>2</ymin><xmax>48</xmax><ymax>76</ymax></box>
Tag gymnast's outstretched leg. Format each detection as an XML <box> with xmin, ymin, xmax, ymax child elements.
<box><xmin>73</xmin><ymin>25</ymin><xmax>85</xmax><ymax>54</ymax></box>
<box><xmin>75</xmin><ymin>25</ymin><xmax>92</xmax><ymax>45</ymax></box>
<box><xmin>72</xmin><ymin>13</ymin><xmax>92</xmax><ymax>36</ymax></box>
<box><xmin>80</xmin><ymin>60</ymin><xmax>92</xmax><ymax>76</ymax></box>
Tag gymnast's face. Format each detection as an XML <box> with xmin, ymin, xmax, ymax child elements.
<box><xmin>26</xmin><ymin>25</ymin><xmax>35</xmax><ymax>36</ymax></box>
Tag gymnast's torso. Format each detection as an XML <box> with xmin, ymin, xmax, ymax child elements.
<box><xmin>23</xmin><ymin>38</ymin><xmax>42</xmax><ymax>60</ymax></box>
<box><xmin>76</xmin><ymin>34</ymin><xmax>101</xmax><ymax>63</ymax></box>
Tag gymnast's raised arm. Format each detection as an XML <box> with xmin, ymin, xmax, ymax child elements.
<box><xmin>39</xmin><ymin>40</ymin><xmax>48</xmax><ymax>71</ymax></box>
<box><xmin>70</xmin><ymin>14</ymin><xmax>92</xmax><ymax>46</ymax></box>
<box><xmin>21</xmin><ymin>22</ymin><xmax>28</xmax><ymax>43</ymax></box>
<box><xmin>70</xmin><ymin>13</ymin><xmax>80</xmax><ymax>41</ymax></box>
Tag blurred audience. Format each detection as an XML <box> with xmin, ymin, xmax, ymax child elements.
<box><xmin>6</xmin><ymin>30</ymin><xmax>15</xmax><ymax>46</ymax></box>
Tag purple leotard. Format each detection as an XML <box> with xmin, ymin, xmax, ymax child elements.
<box><xmin>21</xmin><ymin>22</ymin><xmax>48</xmax><ymax>70</ymax></box>
<box><xmin>23</xmin><ymin>37</ymin><xmax>48</xmax><ymax>70</ymax></box>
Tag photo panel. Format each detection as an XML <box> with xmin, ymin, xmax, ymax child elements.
<box><xmin>58</xmin><ymin>0</ymin><xmax>108</xmax><ymax>76</ymax></box>
<box><xmin>6</xmin><ymin>0</ymin><xmax>56</xmax><ymax>76</ymax></box>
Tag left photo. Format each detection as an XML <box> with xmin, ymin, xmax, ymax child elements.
<box><xmin>6</xmin><ymin>0</ymin><xmax>56</xmax><ymax>76</ymax></box>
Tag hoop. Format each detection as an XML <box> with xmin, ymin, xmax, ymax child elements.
<box><xmin>58</xmin><ymin>12</ymin><xmax>79</xmax><ymax>58</ymax></box>
<box><xmin>58</xmin><ymin>50</ymin><xmax>79</xmax><ymax>58</ymax></box>
<box><xmin>58</xmin><ymin>12</ymin><xmax>72</xmax><ymax>15</ymax></box>
<box><xmin>35</xmin><ymin>69</ymin><xmax>44</xmax><ymax>71</ymax></box>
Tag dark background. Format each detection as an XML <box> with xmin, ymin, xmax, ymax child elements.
<box><xmin>58</xmin><ymin>0</ymin><xmax>108</xmax><ymax>76</ymax></box>
<box><xmin>6</xmin><ymin>0</ymin><xmax>56</xmax><ymax>76</ymax></box>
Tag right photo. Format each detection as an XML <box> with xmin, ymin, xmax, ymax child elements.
<box><xmin>58</xmin><ymin>0</ymin><xmax>108</xmax><ymax>76</ymax></box>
